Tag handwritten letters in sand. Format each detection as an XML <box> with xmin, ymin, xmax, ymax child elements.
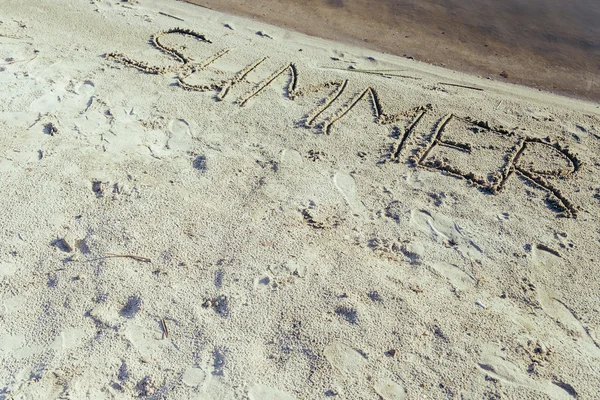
<box><xmin>106</xmin><ymin>28</ymin><xmax>583</xmax><ymax>218</ymax></box>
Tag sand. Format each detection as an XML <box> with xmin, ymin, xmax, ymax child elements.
<box><xmin>0</xmin><ymin>0</ymin><xmax>599</xmax><ymax>399</ymax></box>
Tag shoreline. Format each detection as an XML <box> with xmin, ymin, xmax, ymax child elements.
<box><xmin>184</xmin><ymin>0</ymin><xmax>600</xmax><ymax>102</ymax></box>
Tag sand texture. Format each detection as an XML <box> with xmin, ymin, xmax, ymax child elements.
<box><xmin>0</xmin><ymin>0</ymin><xmax>599</xmax><ymax>399</ymax></box>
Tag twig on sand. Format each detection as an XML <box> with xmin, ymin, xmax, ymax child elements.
<box><xmin>437</xmin><ymin>82</ymin><xmax>484</xmax><ymax>91</ymax></box>
<box><xmin>0</xmin><ymin>54</ymin><xmax>38</xmax><ymax>65</ymax></box>
<box><xmin>321</xmin><ymin>66</ymin><xmax>421</xmax><ymax>80</ymax></box>
<box><xmin>352</xmin><ymin>69</ymin><xmax>406</xmax><ymax>72</ymax></box>
<box><xmin>105</xmin><ymin>253</ymin><xmax>152</xmax><ymax>263</ymax></box>
<box><xmin>158</xmin><ymin>11</ymin><xmax>185</xmax><ymax>21</ymax></box>
<box><xmin>160</xmin><ymin>318</ymin><xmax>169</xmax><ymax>339</ymax></box>
<box><xmin>184</xmin><ymin>2</ymin><xmax>212</xmax><ymax>11</ymax></box>
<box><xmin>495</xmin><ymin>100</ymin><xmax>504</xmax><ymax>110</ymax></box>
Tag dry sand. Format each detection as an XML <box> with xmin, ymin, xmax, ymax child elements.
<box><xmin>0</xmin><ymin>0</ymin><xmax>600</xmax><ymax>399</ymax></box>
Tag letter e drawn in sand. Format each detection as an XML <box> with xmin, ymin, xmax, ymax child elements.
<box><xmin>415</xmin><ymin>114</ymin><xmax>582</xmax><ymax>218</ymax></box>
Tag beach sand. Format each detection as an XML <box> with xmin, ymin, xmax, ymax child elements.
<box><xmin>186</xmin><ymin>0</ymin><xmax>600</xmax><ymax>102</ymax></box>
<box><xmin>0</xmin><ymin>0</ymin><xmax>599</xmax><ymax>398</ymax></box>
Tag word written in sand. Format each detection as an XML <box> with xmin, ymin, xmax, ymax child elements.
<box><xmin>106</xmin><ymin>28</ymin><xmax>583</xmax><ymax>218</ymax></box>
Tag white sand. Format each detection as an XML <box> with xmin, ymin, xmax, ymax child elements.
<box><xmin>0</xmin><ymin>0</ymin><xmax>599</xmax><ymax>399</ymax></box>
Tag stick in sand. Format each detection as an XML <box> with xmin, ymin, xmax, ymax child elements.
<box><xmin>161</xmin><ymin>318</ymin><xmax>169</xmax><ymax>339</ymax></box>
<box><xmin>0</xmin><ymin>54</ymin><xmax>38</xmax><ymax>65</ymax></box>
<box><xmin>105</xmin><ymin>253</ymin><xmax>152</xmax><ymax>263</ymax></box>
<box><xmin>321</xmin><ymin>66</ymin><xmax>421</xmax><ymax>80</ymax></box>
<box><xmin>437</xmin><ymin>82</ymin><xmax>484</xmax><ymax>91</ymax></box>
<box><xmin>158</xmin><ymin>12</ymin><xmax>185</xmax><ymax>21</ymax></box>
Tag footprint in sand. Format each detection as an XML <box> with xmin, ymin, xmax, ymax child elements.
<box><xmin>334</xmin><ymin>172</ymin><xmax>366</xmax><ymax>214</ymax></box>
<box><xmin>410</xmin><ymin>209</ymin><xmax>483</xmax><ymax>260</ymax></box>
<box><xmin>197</xmin><ymin>376</ymin><xmax>236</xmax><ymax>400</ymax></box>
<box><xmin>248</xmin><ymin>383</ymin><xmax>296</xmax><ymax>400</ymax></box>
<box><xmin>124</xmin><ymin>322</ymin><xmax>164</xmax><ymax>357</ymax></box>
<box><xmin>325</xmin><ymin>342</ymin><xmax>406</xmax><ymax>398</ymax></box>
<box><xmin>73</xmin><ymin>109</ymin><xmax>108</xmax><ymax>136</ymax></box>
<box><xmin>324</xmin><ymin>341</ymin><xmax>367</xmax><ymax>377</ymax></box>
<box><xmin>63</xmin><ymin>80</ymin><xmax>95</xmax><ymax>111</ymax></box>
<box><xmin>405</xmin><ymin>172</ymin><xmax>426</xmax><ymax>189</ymax></box>
<box><xmin>280</xmin><ymin>148</ymin><xmax>303</xmax><ymax>167</ymax></box>
<box><xmin>0</xmin><ymin>334</ymin><xmax>25</xmax><ymax>354</ymax></box>
<box><xmin>536</xmin><ymin>286</ymin><xmax>600</xmax><ymax>355</ymax></box>
<box><xmin>429</xmin><ymin>261</ymin><xmax>476</xmax><ymax>291</ymax></box>
<box><xmin>374</xmin><ymin>378</ymin><xmax>407</xmax><ymax>400</ymax></box>
<box><xmin>2</xmin><ymin>295</ymin><xmax>25</xmax><ymax>318</ymax></box>
<box><xmin>0</xmin><ymin>261</ymin><xmax>18</xmax><ymax>277</ymax></box>
<box><xmin>182</xmin><ymin>367</ymin><xmax>206</xmax><ymax>387</ymax></box>
<box><xmin>166</xmin><ymin>118</ymin><xmax>193</xmax><ymax>152</ymax></box>
<box><xmin>104</xmin><ymin>120</ymin><xmax>149</xmax><ymax>155</ymax></box>
<box><xmin>531</xmin><ymin>244</ymin><xmax>562</xmax><ymax>267</ymax></box>
<box><xmin>29</xmin><ymin>91</ymin><xmax>62</xmax><ymax>114</ymax></box>
<box><xmin>29</xmin><ymin>81</ymin><xmax>95</xmax><ymax>115</ymax></box>
<box><xmin>530</xmin><ymin>247</ymin><xmax>600</xmax><ymax>355</ymax></box>
<box><xmin>478</xmin><ymin>343</ymin><xmax>576</xmax><ymax>399</ymax></box>
<box><xmin>92</xmin><ymin>0</ymin><xmax>116</xmax><ymax>11</ymax></box>
<box><xmin>50</xmin><ymin>328</ymin><xmax>85</xmax><ymax>350</ymax></box>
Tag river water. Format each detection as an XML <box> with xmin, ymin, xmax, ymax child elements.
<box><xmin>185</xmin><ymin>0</ymin><xmax>599</xmax><ymax>101</ymax></box>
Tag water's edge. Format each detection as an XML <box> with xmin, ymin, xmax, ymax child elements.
<box><xmin>185</xmin><ymin>0</ymin><xmax>600</xmax><ymax>103</ymax></box>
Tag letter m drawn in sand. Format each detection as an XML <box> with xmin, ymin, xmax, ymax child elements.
<box><xmin>235</xmin><ymin>62</ymin><xmax>349</xmax><ymax>128</ymax></box>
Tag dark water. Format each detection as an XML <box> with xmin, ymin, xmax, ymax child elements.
<box><xmin>186</xmin><ymin>0</ymin><xmax>600</xmax><ymax>101</ymax></box>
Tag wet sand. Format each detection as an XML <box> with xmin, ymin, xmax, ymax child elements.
<box><xmin>185</xmin><ymin>0</ymin><xmax>600</xmax><ymax>102</ymax></box>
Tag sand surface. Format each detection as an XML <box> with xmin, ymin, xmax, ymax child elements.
<box><xmin>185</xmin><ymin>0</ymin><xmax>600</xmax><ymax>102</ymax></box>
<box><xmin>1</xmin><ymin>0</ymin><xmax>600</xmax><ymax>399</ymax></box>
